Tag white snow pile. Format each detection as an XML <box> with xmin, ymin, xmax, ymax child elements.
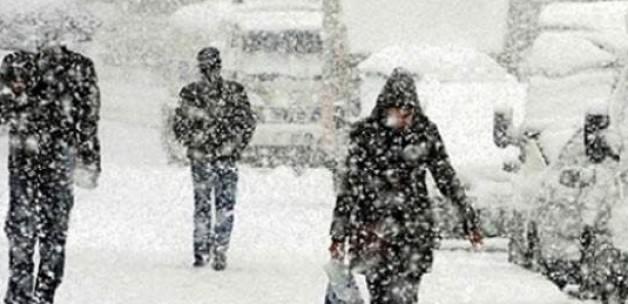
<box><xmin>170</xmin><ymin>0</ymin><xmax>321</xmax><ymax>34</ymax></box>
<box><xmin>525</xmin><ymin>71</ymin><xmax>616</xmax><ymax>131</ymax></box>
<box><xmin>169</xmin><ymin>0</ymin><xmax>234</xmax><ymax>34</ymax></box>
<box><xmin>341</xmin><ymin>0</ymin><xmax>508</xmax><ymax>55</ymax></box>
<box><xmin>359</xmin><ymin>45</ymin><xmax>512</xmax><ymax>82</ymax></box>
<box><xmin>539</xmin><ymin>1</ymin><xmax>628</xmax><ymax>32</ymax></box>
<box><xmin>0</xmin><ymin>0</ymin><xmax>100</xmax><ymax>51</ymax></box>
<box><xmin>523</xmin><ymin>2</ymin><xmax>628</xmax><ymax>78</ymax></box>
<box><xmin>521</xmin><ymin>32</ymin><xmax>617</xmax><ymax>77</ymax></box>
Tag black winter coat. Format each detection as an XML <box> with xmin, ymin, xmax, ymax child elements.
<box><xmin>330</xmin><ymin>69</ymin><xmax>478</xmax><ymax>278</ymax></box>
<box><xmin>173</xmin><ymin>77</ymin><xmax>256</xmax><ymax>163</ymax></box>
<box><xmin>0</xmin><ymin>47</ymin><xmax>101</xmax><ymax>175</ymax></box>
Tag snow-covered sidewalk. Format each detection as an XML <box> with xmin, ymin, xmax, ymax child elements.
<box><xmin>0</xmin><ymin>120</ymin><xmax>586</xmax><ymax>303</ymax></box>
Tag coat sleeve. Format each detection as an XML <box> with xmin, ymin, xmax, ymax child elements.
<box><xmin>230</xmin><ymin>85</ymin><xmax>256</xmax><ymax>158</ymax></box>
<box><xmin>0</xmin><ymin>55</ymin><xmax>14</xmax><ymax>124</ymax></box>
<box><xmin>75</xmin><ymin>59</ymin><xmax>101</xmax><ymax>174</ymax></box>
<box><xmin>330</xmin><ymin>127</ymin><xmax>370</xmax><ymax>243</ymax></box>
<box><xmin>426</xmin><ymin>123</ymin><xmax>479</xmax><ymax>234</ymax></box>
<box><xmin>0</xmin><ymin>52</ymin><xmax>29</xmax><ymax>124</ymax></box>
<box><xmin>173</xmin><ymin>84</ymin><xmax>196</xmax><ymax>147</ymax></box>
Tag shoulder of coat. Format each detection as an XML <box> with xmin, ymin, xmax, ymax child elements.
<box><xmin>179</xmin><ymin>82</ymin><xmax>199</xmax><ymax>99</ymax></box>
<box><xmin>223</xmin><ymin>80</ymin><xmax>245</xmax><ymax>94</ymax></box>
<box><xmin>349</xmin><ymin>118</ymin><xmax>379</xmax><ymax>142</ymax></box>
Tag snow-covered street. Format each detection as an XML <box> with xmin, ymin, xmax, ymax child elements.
<box><xmin>0</xmin><ymin>120</ymin><xmax>587</xmax><ymax>304</ymax></box>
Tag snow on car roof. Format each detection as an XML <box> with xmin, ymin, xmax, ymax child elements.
<box><xmin>169</xmin><ymin>1</ymin><xmax>234</xmax><ymax>34</ymax></box>
<box><xmin>358</xmin><ymin>45</ymin><xmax>512</xmax><ymax>82</ymax></box>
<box><xmin>341</xmin><ymin>0</ymin><xmax>508</xmax><ymax>55</ymax></box>
<box><xmin>521</xmin><ymin>32</ymin><xmax>617</xmax><ymax>77</ymax></box>
<box><xmin>234</xmin><ymin>9</ymin><xmax>322</xmax><ymax>32</ymax></box>
<box><xmin>170</xmin><ymin>0</ymin><xmax>321</xmax><ymax>34</ymax></box>
<box><xmin>539</xmin><ymin>1</ymin><xmax>628</xmax><ymax>32</ymax></box>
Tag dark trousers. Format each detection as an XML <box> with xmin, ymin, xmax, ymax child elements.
<box><xmin>365</xmin><ymin>266</ymin><xmax>422</xmax><ymax>304</ymax></box>
<box><xmin>4</xmin><ymin>162</ymin><xmax>74</xmax><ymax>304</ymax></box>
<box><xmin>191</xmin><ymin>160</ymin><xmax>238</xmax><ymax>258</ymax></box>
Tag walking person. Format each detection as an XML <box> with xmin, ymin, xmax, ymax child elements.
<box><xmin>327</xmin><ymin>68</ymin><xmax>483</xmax><ymax>304</ymax></box>
<box><xmin>173</xmin><ymin>47</ymin><xmax>256</xmax><ymax>270</ymax></box>
<box><xmin>1</xmin><ymin>43</ymin><xmax>101</xmax><ymax>304</ymax></box>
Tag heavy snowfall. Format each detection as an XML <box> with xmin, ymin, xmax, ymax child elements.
<box><xmin>0</xmin><ymin>0</ymin><xmax>627</xmax><ymax>304</ymax></box>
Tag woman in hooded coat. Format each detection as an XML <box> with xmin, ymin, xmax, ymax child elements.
<box><xmin>329</xmin><ymin>68</ymin><xmax>482</xmax><ymax>304</ymax></box>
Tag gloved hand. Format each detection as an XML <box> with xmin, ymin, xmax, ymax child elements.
<box><xmin>329</xmin><ymin>241</ymin><xmax>345</xmax><ymax>260</ymax></box>
<box><xmin>468</xmin><ymin>228</ymin><xmax>483</xmax><ymax>250</ymax></box>
<box><xmin>75</xmin><ymin>166</ymin><xmax>99</xmax><ymax>190</ymax></box>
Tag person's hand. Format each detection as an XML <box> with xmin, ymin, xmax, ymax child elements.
<box><xmin>329</xmin><ymin>241</ymin><xmax>345</xmax><ymax>260</ymax></box>
<box><xmin>75</xmin><ymin>166</ymin><xmax>99</xmax><ymax>190</ymax></box>
<box><xmin>468</xmin><ymin>229</ymin><xmax>483</xmax><ymax>250</ymax></box>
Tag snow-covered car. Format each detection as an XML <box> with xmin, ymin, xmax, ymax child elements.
<box><xmin>508</xmin><ymin>70</ymin><xmax>628</xmax><ymax>303</ymax></box>
<box><xmin>506</xmin><ymin>4</ymin><xmax>628</xmax><ymax>302</ymax></box>
<box><xmin>356</xmin><ymin>44</ymin><xmax>526</xmax><ymax>237</ymax></box>
<box><xmin>508</xmin><ymin>113</ymin><xmax>627</xmax><ymax>303</ymax></box>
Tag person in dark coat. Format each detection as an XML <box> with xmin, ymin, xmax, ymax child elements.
<box><xmin>173</xmin><ymin>47</ymin><xmax>256</xmax><ymax>270</ymax></box>
<box><xmin>328</xmin><ymin>68</ymin><xmax>483</xmax><ymax>304</ymax></box>
<box><xmin>0</xmin><ymin>45</ymin><xmax>101</xmax><ymax>304</ymax></box>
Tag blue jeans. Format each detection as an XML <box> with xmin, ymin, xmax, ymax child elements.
<box><xmin>191</xmin><ymin>160</ymin><xmax>238</xmax><ymax>258</ymax></box>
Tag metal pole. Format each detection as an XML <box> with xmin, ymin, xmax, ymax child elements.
<box><xmin>321</xmin><ymin>0</ymin><xmax>341</xmax><ymax>152</ymax></box>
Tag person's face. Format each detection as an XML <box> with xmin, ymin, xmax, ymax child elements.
<box><xmin>10</xmin><ymin>80</ymin><xmax>26</xmax><ymax>95</ymax></box>
<box><xmin>199</xmin><ymin>63</ymin><xmax>221</xmax><ymax>81</ymax></box>
<box><xmin>386</xmin><ymin>107</ymin><xmax>415</xmax><ymax>129</ymax></box>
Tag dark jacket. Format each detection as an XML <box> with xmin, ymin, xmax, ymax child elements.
<box><xmin>0</xmin><ymin>47</ymin><xmax>101</xmax><ymax>175</ymax></box>
<box><xmin>173</xmin><ymin>76</ymin><xmax>256</xmax><ymax>163</ymax></box>
<box><xmin>330</xmin><ymin>69</ymin><xmax>478</xmax><ymax>277</ymax></box>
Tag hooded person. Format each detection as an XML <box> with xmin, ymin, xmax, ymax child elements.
<box><xmin>328</xmin><ymin>68</ymin><xmax>482</xmax><ymax>304</ymax></box>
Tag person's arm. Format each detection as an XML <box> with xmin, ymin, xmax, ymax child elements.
<box><xmin>329</xmin><ymin>128</ymin><xmax>370</xmax><ymax>257</ymax></box>
<box><xmin>426</xmin><ymin>123</ymin><xmax>482</xmax><ymax>244</ymax></box>
<box><xmin>173</xmin><ymin>84</ymin><xmax>197</xmax><ymax>147</ymax></box>
<box><xmin>0</xmin><ymin>52</ymin><xmax>31</xmax><ymax>124</ymax></box>
<box><xmin>75</xmin><ymin>59</ymin><xmax>101</xmax><ymax>189</ymax></box>
<box><xmin>228</xmin><ymin>85</ymin><xmax>257</xmax><ymax>158</ymax></box>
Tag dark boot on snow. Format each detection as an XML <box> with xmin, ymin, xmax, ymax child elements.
<box><xmin>212</xmin><ymin>251</ymin><xmax>227</xmax><ymax>271</ymax></box>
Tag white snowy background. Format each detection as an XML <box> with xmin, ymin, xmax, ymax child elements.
<box><xmin>0</xmin><ymin>0</ymin><xmax>627</xmax><ymax>303</ymax></box>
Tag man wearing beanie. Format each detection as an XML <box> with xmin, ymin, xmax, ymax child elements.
<box><xmin>173</xmin><ymin>47</ymin><xmax>256</xmax><ymax>270</ymax></box>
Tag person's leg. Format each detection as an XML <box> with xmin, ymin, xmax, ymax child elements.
<box><xmin>366</xmin><ymin>266</ymin><xmax>422</xmax><ymax>304</ymax></box>
<box><xmin>33</xmin><ymin>174</ymin><xmax>74</xmax><ymax>304</ymax></box>
<box><xmin>191</xmin><ymin>160</ymin><xmax>215</xmax><ymax>265</ymax></box>
<box><xmin>365</xmin><ymin>267</ymin><xmax>394</xmax><ymax>304</ymax></box>
<box><xmin>212</xmin><ymin>164</ymin><xmax>238</xmax><ymax>270</ymax></box>
<box><xmin>392</xmin><ymin>276</ymin><xmax>421</xmax><ymax>304</ymax></box>
<box><xmin>4</xmin><ymin>171</ymin><xmax>38</xmax><ymax>304</ymax></box>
